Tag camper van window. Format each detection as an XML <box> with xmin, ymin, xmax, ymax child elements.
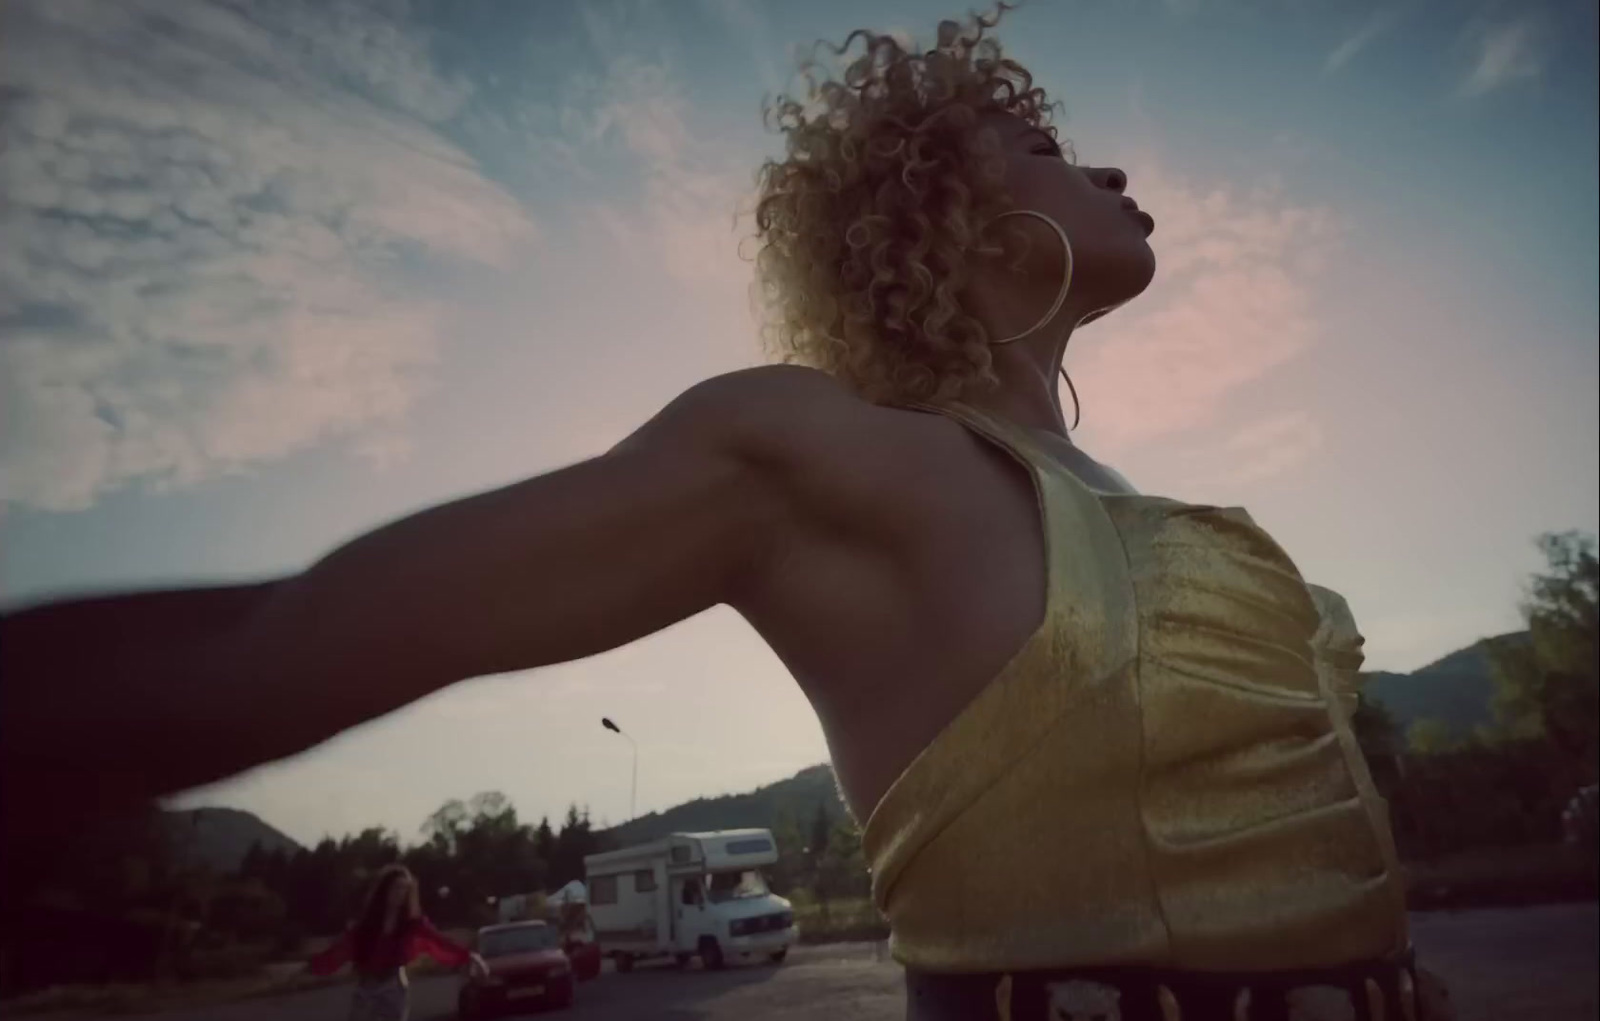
<box><xmin>707</xmin><ymin>869</ymin><xmax>768</xmax><ymax>903</ymax></box>
<box><xmin>634</xmin><ymin>869</ymin><xmax>657</xmax><ymax>893</ymax></box>
<box><xmin>590</xmin><ymin>875</ymin><xmax>618</xmax><ymax>906</ymax></box>
<box><xmin>725</xmin><ymin>838</ymin><xmax>774</xmax><ymax>855</ymax></box>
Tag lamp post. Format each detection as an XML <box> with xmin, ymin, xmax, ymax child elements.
<box><xmin>601</xmin><ymin>717</ymin><xmax>637</xmax><ymax>822</ymax></box>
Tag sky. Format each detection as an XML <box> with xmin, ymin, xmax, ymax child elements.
<box><xmin>2</xmin><ymin>0</ymin><xmax>1596</xmax><ymax>849</ymax></box>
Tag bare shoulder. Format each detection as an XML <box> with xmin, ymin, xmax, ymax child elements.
<box><xmin>630</xmin><ymin>365</ymin><xmax>927</xmax><ymax>500</ymax></box>
<box><xmin>628</xmin><ymin>364</ymin><xmax>896</xmax><ymax>453</ymax></box>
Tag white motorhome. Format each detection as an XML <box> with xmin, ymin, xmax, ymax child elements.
<box><xmin>583</xmin><ymin>829</ymin><xmax>797</xmax><ymax>971</ymax></box>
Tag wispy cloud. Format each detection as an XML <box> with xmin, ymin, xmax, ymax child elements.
<box><xmin>546</xmin><ymin>6</ymin><xmax>763</xmax><ymax>301</ymax></box>
<box><xmin>1459</xmin><ymin>19</ymin><xmax>1544</xmax><ymax>97</ymax></box>
<box><xmin>1325</xmin><ymin>9</ymin><xmax>1398</xmax><ymax>73</ymax></box>
<box><xmin>1219</xmin><ymin>412</ymin><xmax>1325</xmax><ymax>485</ymax></box>
<box><xmin>0</xmin><ymin>0</ymin><xmax>536</xmax><ymax>511</ymax></box>
<box><xmin>1074</xmin><ymin>166</ymin><xmax>1343</xmax><ymax>448</ymax></box>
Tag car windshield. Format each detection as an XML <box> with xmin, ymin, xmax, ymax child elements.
<box><xmin>479</xmin><ymin>924</ymin><xmax>559</xmax><ymax>957</ymax></box>
<box><xmin>706</xmin><ymin>869</ymin><xmax>768</xmax><ymax>903</ymax></box>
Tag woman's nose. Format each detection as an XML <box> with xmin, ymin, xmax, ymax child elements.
<box><xmin>1102</xmin><ymin>168</ymin><xmax>1128</xmax><ymax>193</ymax></box>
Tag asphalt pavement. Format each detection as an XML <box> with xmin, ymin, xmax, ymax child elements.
<box><xmin>53</xmin><ymin>902</ymin><xmax>1600</xmax><ymax>1021</ymax></box>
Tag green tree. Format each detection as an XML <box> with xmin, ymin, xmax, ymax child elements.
<box><xmin>806</xmin><ymin>802</ymin><xmax>831</xmax><ymax>871</ymax></box>
<box><xmin>1353</xmin><ymin>695</ymin><xmax>1404</xmax><ymax>796</ymax></box>
<box><xmin>1489</xmin><ymin>531</ymin><xmax>1599</xmax><ymax>784</ymax></box>
<box><xmin>767</xmin><ymin>810</ymin><xmax>806</xmax><ymax>895</ymax></box>
<box><xmin>812</xmin><ymin>817</ymin><xmax>870</xmax><ymax>922</ymax></box>
<box><xmin>1352</xmin><ymin>695</ymin><xmax>1399</xmax><ymax>751</ymax></box>
<box><xmin>1407</xmin><ymin>719</ymin><xmax>1459</xmax><ymax>756</ymax></box>
<box><xmin>551</xmin><ymin>805</ymin><xmax>599</xmax><ymax>887</ymax></box>
<box><xmin>533</xmin><ymin>817</ymin><xmax>556</xmax><ymax>866</ymax></box>
<box><xmin>421</xmin><ymin>799</ymin><xmax>469</xmax><ymax>856</ymax></box>
<box><xmin>341</xmin><ymin>827</ymin><xmax>401</xmax><ymax>884</ymax></box>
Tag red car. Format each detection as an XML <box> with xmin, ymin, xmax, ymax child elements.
<box><xmin>458</xmin><ymin>921</ymin><xmax>575</xmax><ymax>1017</ymax></box>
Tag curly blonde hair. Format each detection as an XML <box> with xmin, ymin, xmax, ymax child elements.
<box><xmin>752</xmin><ymin>5</ymin><xmax>1067</xmax><ymax>405</ymax></box>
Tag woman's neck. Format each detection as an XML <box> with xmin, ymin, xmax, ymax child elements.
<box><xmin>965</xmin><ymin>331</ymin><xmax>1075</xmax><ymax>440</ymax></box>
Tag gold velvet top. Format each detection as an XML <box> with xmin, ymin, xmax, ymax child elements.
<box><xmin>861</xmin><ymin>401</ymin><xmax>1409</xmax><ymax>974</ymax></box>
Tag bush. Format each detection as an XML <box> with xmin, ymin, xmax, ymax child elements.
<box><xmin>1389</xmin><ymin>739</ymin><xmax>1579</xmax><ymax>859</ymax></box>
<box><xmin>790</xmin><ymin>895</ymin><xmax>888</xmax><ymax>944</ymax></box>
<box><xmin>1404</xmin><ymin>843</ymin><xmax>1597</xmax><ymax>910</ymax></box>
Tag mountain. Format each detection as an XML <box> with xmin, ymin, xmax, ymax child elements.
<box><xmin>162</xmin><ymin>807</ymin><xmax>302</xmax><ymax>874</ymax></box>
<box><xmin>1361</xmin><ymin>631</ymin><xmax>1526</xmax><ymax>738</ymax></box>
<box><xmin>599</xmin><ymin>764</ymin><xmax>847</xmax><ymax>847</ymax></box>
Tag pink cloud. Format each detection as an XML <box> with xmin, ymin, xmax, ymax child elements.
<box><xmin>1072</xmin><ymin>163</ymin><xmax>1343</xmax><ymax>449</ymax></box>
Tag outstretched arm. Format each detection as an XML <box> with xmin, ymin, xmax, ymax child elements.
<box><xmin>305</xmin><ymin>930</ymin><xmax>353</xmax><ymax>976</ymax></box>
<box><xmin>413</xmin><ymin>917</ymin><xmax>480</xmax><ymax>972</ymax></box>
<box><xmin>1</xmin><ymin>368</ymin><xmax>843</xmax><ymax>804</ymax></box>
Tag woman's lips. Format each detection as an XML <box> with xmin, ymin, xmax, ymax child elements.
<box><xmin>1120</xmin><ymin>196</ymin><xmax>1154</xmax><ymax>236</ymax></box>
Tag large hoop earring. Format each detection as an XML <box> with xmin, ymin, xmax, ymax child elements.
<box><xmin>985</xmin><ymin>209</ymin><xmax>1082</xmax><ymax>431</ymax></box>
<box><xmin>988</xmin><ymin>209</ymin><xmax>1073</xmax><ymax>346</ymax></box>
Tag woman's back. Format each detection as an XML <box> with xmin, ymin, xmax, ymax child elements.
<box><xmin>729</xmin><ymin>371</ymin><xmax>1063</xmax><ymax>821</ymax></box>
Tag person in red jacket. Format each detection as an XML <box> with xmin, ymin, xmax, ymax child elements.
<box><xmin>308</xmin><ymin>864</ymin><xmax>486</xmax><ymax>1021</ymax></box>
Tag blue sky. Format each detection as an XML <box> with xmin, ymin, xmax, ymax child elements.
<box><xmin>2</xmin><ymin>0</ymin><xmax>1595</xmax><ymax>847</ymax></box>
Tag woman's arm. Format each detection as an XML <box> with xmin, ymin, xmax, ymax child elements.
<box><xmin>0</xmin><ymin>583</ymin><xmax>285</xmax><ymax>812</ymax></box>
<box><xmin>0</xmin><ymin>367</ymin><xmax>862</xmax><ymax>801</ymax></box>
<box><xmin>412</xmin><ymin>917</ymin><xmax>479</xmax><ymax>971</ymax></box>
<box><xmin>305</xmin><ymin>930</ymin><xmax>353</xmax><ymax>976</ymax></box>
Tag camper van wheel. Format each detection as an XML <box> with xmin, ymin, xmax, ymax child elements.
<box><xmin>614</xmin><ymin>952</ymin><xmax>634</xmax><ymax>973</ymax></box>
<box><xmin>699</xmin><ymin>936</ymin><xmax>726</xmax><ymax>971</ymax></box>
<box><xmin>768</xmin><ymin>948</ymin><xmax>788</xmax><ymax>965</ymax></box>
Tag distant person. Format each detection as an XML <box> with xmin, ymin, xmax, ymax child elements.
<box><xmin>2</xmin><ymin>8</ymin><xmax>1452</xmax><ymax>1020</ymax></box>
<box><xmin>306</xmin><ymin>864</ymin><xmax>485</xmax><ymax>1021</ymax></box>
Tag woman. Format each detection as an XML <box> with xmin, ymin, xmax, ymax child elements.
<box><xmin>306</xmin><ymin>865</ymin><xmax>486</xmax><ymax>1021</ymax></box>
<box><xmin>1</xmin><ymin>8</ymin><xmax>1453</xmax><ymax>1020</ymax></box>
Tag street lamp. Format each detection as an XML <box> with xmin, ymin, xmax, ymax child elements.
<box><xmin>601</xmin><ymin>717</ymin><xmax>637</xmax><ymax>822</ymax></box>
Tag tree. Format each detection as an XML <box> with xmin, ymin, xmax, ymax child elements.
<box><xmin>341</xmin><ymin>827</ymin><xmax>400</xmax><ymax>879</ymax></box>
<box><xmin>454</xmin><ymin>792</ymin><xmax>543</xmax><ymax>906</ymax></box>
<box><xmin>767</xmin><ymin>810</ymin><xmax>806</xmax><ymax>895</ymax></box>
<box><xmin>1489</xmin><ymin>531</ymin><xmax>1599</xmax><ymax>785</ymax></box>
<box><xmin>468</xmin><ymin>791</ymin><xmax>511</xmax><ymax>822</ymax></box>
<box><xmin>551</xmin><ymin>805</ymin><xmax>599</xmax><ymax>887</ymax></box>
<box><xmin>208</xmin><ymin>880</ymin><xmax>286</xmax><ymax>942</ymax></box>
<box><xmin>1407</xmin><ymin>719</ymin><xmax>1459</xmax><ymax>756</ymax></box>
<box><xmin>421</xmin><ymin>800</ymin><xmax>469</xmax><ymax>856</ymax></box>
<box><xmin>533</xmin><ymin>817</ymin><xmax>556</xmax><ymax>866</ymax></box>
<box><xmin>1353</xmin><ymin>695</ymin><xmax>1404</xmax><ymax>796</ymax></box>
<box><xmin>806</xmin><ymin>802</ymin><xmax>831</xmax><ymax>871</ymax></box>
<box><xmin>812</xmin><ymin>817</ymin><xmax>870</xmax><ymax>921</ymax></box>
<box><xmin>1352</xmin><ymin>695</ymin><xmax>1399</xmax><ymax>752</ymax></box>
<box><xmin>238</xmin><ymin>842</ymin><xmax>265</xmax><ymax>883</ymax></box>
